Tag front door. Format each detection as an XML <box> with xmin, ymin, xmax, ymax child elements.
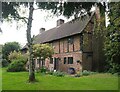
<box><xmin>54</xmin><ymin>58</ymin><xmax>59</xmax><ymax>70</ymax></box>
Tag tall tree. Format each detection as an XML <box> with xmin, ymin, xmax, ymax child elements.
<box><xmin>27</xmin><ymin>2</ymin><xmax>35</xmax><ymax>82</ymax></box>
<box><xmin>2</xmin><ymin>2</ymin><xmax>36</xmax><ymax>82</ymax></box>
<box><xmin>104</xmin><ymin>2</ymin><xmax>120</xmax><ymax>74</ymax></box>
<box><xmin>2</xmin><ymin>42</ymin><xmax>20</xmax><ymax>60</ymax></box>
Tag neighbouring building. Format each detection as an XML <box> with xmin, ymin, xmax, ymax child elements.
<box><xmin>22</xmin><ymin>9</ymin><xmax>105</xmax><ymax>73</ymax></box>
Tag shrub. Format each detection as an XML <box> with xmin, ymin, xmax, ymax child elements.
<box><xmin>53</xmin><ymin>71</ymin><xmax>65</xmax><ymax>77</ymax></box>
<box><xmin>108</xmin><ymin>63</ymin><xmax>120</xmax><ymax>74</ymax></box>
<box><xmin>47</xmin><ymin>71</ymin><xmax>54</xmax><ymax>75</ymax></box>
<box><xmin>8</xmin><ymin>51</ymin><xmax>28</xmax><ymax>63</ymax></box>
<box><xmin>40</xmin><ymin>67</ymin><xmax>47</xmax><ymax>73</ymax></box>
<box><xmin>2</xmin><ymin>59</ymin><xmax>9</xmax><ymax>67</ymax></box>
<box><xmin>7</xmin><ymin>59</ymin><xmax>26</xmax><ymax>72</ymax></box>
<box><xmin>75</xmin><ymin>74</ymin><xmax>81</xmax><ymax>77</ymax></box>
<box><xmin>82</xmin><ymin>70</ymin><xmax>90</xmax><ymax>76</ymax></box>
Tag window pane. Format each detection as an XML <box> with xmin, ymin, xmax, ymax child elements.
<box><xmin>64</xmin><ymin>57</ymin><xmax>66</xmax><ymax>64</ymax></box>
<box><xmin>68</xmin><ymin>37</ymin><xmax>74</xmax><ymax>44</ymax></box>
<box><xmin>68</xmin><ymin>57</ymin><xmax>73</xmax><ymax>64</ymax></box>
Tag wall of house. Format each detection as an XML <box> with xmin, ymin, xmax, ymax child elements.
<box><xmin>34</xmin><ymin>16</ymin><xmax>105</xmax><ymax>73</ymax></box>
<box><xmin>82</xmin><ymin>17</ymin><xmax>94</xmax><ymax>71</ymax></box>
<box><xmin>34</xmin><ymin>18</ymin><xmax>95</xmax><ymax>73</ymax></box>
<box><xmin>46</xmin><ymin>34</ymin><xmax>83</xmax><ymax>73</ymax></box>
<box><xmin>51</xmin><ymin>52</ymin><xmax>83</xmax><ymax>73</ymax></box>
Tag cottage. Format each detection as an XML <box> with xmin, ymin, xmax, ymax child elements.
<box><xmin>22</xmin><ymin>8</ymin><xmax>104</xmax><ymax>73</ymax></box>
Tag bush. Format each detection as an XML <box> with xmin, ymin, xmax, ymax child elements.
<box><xmin>53</xmin><ymin>71</ymin><xmax>65</xmax><ymax>77</ymax></box>
<box><xmin>81</xmin><ymin>70</ymin><xmax>90</xmax><ymax>76</ymax></box>
<box><xmin>7</xmin><ymin>59</ymin><xmax>26</xmax><ymax>72</ymax></box>
<box><xmin>47</xmin><ymin>71</ymin><xmax>54</xmax><ymax>75</ymax></box>
<box><xmin>2</xmin><ymin>59</ymin><xmax>9</xmax><ymax>67</ymax></box>
<box><xmin>75</xmin><ymin>74</ymin><xmax>81</xmax><ymax>77</ymax></box>
<box><xmin>8</xmin><ymin>51</ymin><xmax>28</xmax><ymax>63</ymax></box>
<box><xmin>40</xmin><ymin>67</ymin><xmax>47</xmax><ymax>73</ymax></box>
<box><xmin>108</xmin><ymin>63</ymin><xmax>120</xmax><ymax>74</ymax></box>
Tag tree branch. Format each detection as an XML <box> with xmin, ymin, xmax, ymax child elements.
<box><xmin>15</xmin><ymin>15</ymin><xmax>28</xmax><ymax>23</ymax></box>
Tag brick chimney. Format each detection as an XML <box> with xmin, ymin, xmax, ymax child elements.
<box><xmin>39</xmin><ymin>28</ymin><xmax>45</xmax><ymax>34</ymax></box>
<box><xmin>94</xmin><ymin>5</ymin><xmax>100</xmax><ymax>21</ymax></box>
<box><xmin>57</xmin><ymin>19</ymin><xmax>64</xmax><ymax>26</ymax></box>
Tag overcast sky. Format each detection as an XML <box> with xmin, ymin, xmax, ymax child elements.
<box><xmin>0</xmin><ymin>9</ymin><xmax>71</xmax><ymax>47</ymax></box>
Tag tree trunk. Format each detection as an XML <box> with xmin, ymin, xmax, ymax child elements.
<box><xmin>26</xmin><ymin>2</ymin><xmax>35</xmax><ymax>82</ymax></box>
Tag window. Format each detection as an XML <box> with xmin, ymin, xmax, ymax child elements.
<box><xmin>50</xmin><ymin>58</ymin><xmax>53</xmax><ymax>64</ymax></box>
<box><xmin>64</xmin><ymin>57</ymin><xmax>67</xmax><ymax>64</ymax></box>
<box><xmin>68</xmin><ymin>57</ymin><xmax>73</xmax><ymax>64</ymax></box>
<box><xmin>68</xmin><ymin>37</ymin><xmax>74</xmax><ymax>44</ymax></box>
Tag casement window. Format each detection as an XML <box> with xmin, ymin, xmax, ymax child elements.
<box><xmin>68</xmin><ymin>57</ymin><xmax>73</xmax><ymax>64</ymax></box>
<box><xmin>64</xmin><ymin>57</ymin><xmax>67</xmax><ymax>64</ymax></box>
<box><xmin>50</xmin><ymin>58</ymin><xmax>53</xmax><ymax>64</ymax></box>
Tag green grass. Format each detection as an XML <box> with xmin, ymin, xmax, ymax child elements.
<box><xmin>2</xmin><ymin>68</ymin><xmax>119</xmax><ymax>90</ymax></box>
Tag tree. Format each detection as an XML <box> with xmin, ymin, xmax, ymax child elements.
<box><xmin>104</xmin><ymin>2</ymin><xmax>120</xmax><ymax>74</ymax></box>
<box><xmin>2</xmin><ymin>42</ymin><xmax>20</xmax><ymax>60</ymax></box>
<box><xmin>33</xmin><ymin>44</ymin><xmax>54</xmax><ymax>60</ymax></box>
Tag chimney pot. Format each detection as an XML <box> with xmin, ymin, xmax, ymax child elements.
<box><xmin>39</xmin><ymin>28</ymin><xmax>45</xmax><ymax>34</ymax></box>
<box><xmin>57</xmin><ymin>19</ymin><xmax>64</xmax><ymax>26</ymax></box>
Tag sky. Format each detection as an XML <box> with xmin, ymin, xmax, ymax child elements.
<box><xmin>0</xmin><ymin>9</ymin><xmax>71</xmax><ymax>47</ymax></box>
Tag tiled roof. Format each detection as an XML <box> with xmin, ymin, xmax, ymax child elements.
<box><xmin>33</xmin><ymin>14</ymin><xmax>94</xmax><ymax>44</ymax></box>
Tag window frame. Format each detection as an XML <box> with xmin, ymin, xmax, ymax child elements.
<box><xmin>68</xmin><ymin>57</ymin><xmax>73</xmax><ymax>64</ymax></box>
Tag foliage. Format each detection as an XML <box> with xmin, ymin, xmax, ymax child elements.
<box><xmin>2</xmin><ymin>2</ymin><xmax>29</xmax><ymax>20</ymax></box>
<box><xmin>7</xmin><ymin>51</ymin><xmax>28</xmax><ymax>72</ymax></box>
<box><xmin>8</xmin><ymin>51</ymin><xmax>28</xmax><ymax>63</ymax></box>
<box><xmin>2</xmin><ymin>2</ymin><xmax>106</xmax><ymax>21</ymax></box>
<box><xmin>104</xmin><ymin>2</ymin><xmax>120</xmax><ymax>74</ymax></box>
<box><xmin>7</xmin><ymin>59</ymin><xmax>26</xmax><ymax>72</ymax></box>
<box><xmin>2</xmin><ymin>42</ymin><xmax>20</xmax><ymax>60</ymax></box>
<box><xmin>37</xmin><ymin>2</ymin><xmax>105</xmax><ymax>19</ymax></box>
<box><xmin>40</xmin><ymin>67</ymin><xmax>47</xmax><ymax>73</ymax></box>
<box><xmin>74</xmin><ymin>73</ymin><xmax>81</xmax><ymax>77</ymax></box>
<box><xmin>47</xmin><ymin>71</ymin><xmax>54</xmax><ymax>75</ymax></box>
<box><xmin>2</xmin><ymin>59</ymin><xmax>9</xmax><ymax>67</ymax></box>
<box><xmin>33</xmin><ymin>44</ymin><xmax>54</xmax><ymax>60</ymax></box>
<box><xmin>53</xmin><ymin>71</ymin><xmax>65</xmax><ymax>77</ymax></box>
<box><xmin>81</xmin><ymin>70</ymin><xmax>90</xmax><ymax>76</ymax></box>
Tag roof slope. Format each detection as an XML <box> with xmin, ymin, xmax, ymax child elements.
<box><xmin>33</xmin><ymin>14</ymin><xmax>94</xmax><ymax>44</ymax></box>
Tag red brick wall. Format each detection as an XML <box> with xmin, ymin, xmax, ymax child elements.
<box><xmin>63</xmin><ymin>39</ymin><xmax>68</xmax><ymax>53</ymax></box>
<box><xmin>60</xmin><ymin>39</ymin><xmax>64</xmax><ymax>53</ymax></box>
<box><xmin>52</xmin><ymin>52</ymin><xmax>83</xmax><ymax>73</ymax></box>
<box><xmin>74</xmin><ymin>35</ymin><xmax>80</xmax><ymax>51</ymax></box>
<box><xmin>53</xmin><ymin>41</ymin><xmax>59</xmax><ymax>53</ymax></box>
<box><xmin>52</xmin><ymin>35</ymin><xmax>81</xmax><ymax>54</ymax></box>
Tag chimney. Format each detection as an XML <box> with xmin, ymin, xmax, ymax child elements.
<box><xmin>57</xmin><ymin>19</ymin><xmax>64</xmax><ymax>26</ymax></box>
<box><xmin>94</xmin><ymin>5</ymin><xmax>100</xmax><ymax>21</ymax></box>
<box><xmin>39</xmin><ymin>28</ymin><xmax>45</xmax><ymax>34</ymax></box>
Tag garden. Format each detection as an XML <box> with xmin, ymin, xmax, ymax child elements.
<box><xmin>2</xmin><ymin>68</ymin><xmax>119</xmax><ymax>90</ymax></box>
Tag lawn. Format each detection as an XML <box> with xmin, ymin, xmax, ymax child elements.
<box><xmin>2</xmin><ymin>68</ymin><xmax>119</xmax><ymax>90</ymax></box>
